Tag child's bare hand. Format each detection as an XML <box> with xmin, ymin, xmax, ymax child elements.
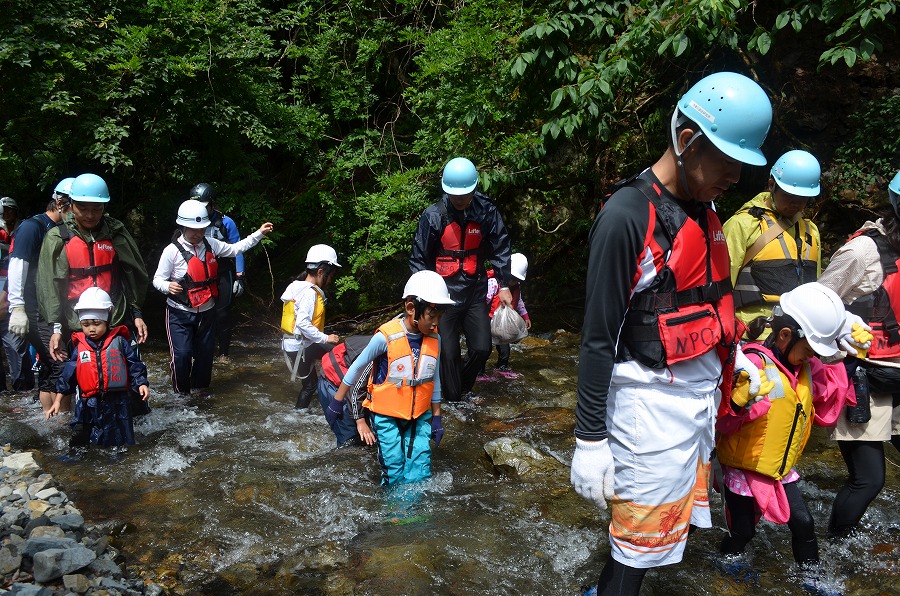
<box><xmin>357</xmin><ymin>420</ymin><xmax>376</xmax><ymax>445</ymax></box>
<box><xmin>258</xmin><ymin>222</ymin><xmax>274</xmax><ymax>235</ymax></box>
<box><xmin>168</xmin><ymin>282</ymin><xmax>183</xmax><ymax>295</ymax></box>
<box><xmin>138</xmin><ymin>385</ymin><xmax>150</xmax><ymax>401</ymax></box>
<box><xmin>45</xmin><ymin>401</ymin><xmax>61</xmax><ymax>419</ymax></box>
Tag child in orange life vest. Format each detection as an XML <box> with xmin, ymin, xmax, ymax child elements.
<box><xmin>715</xmin><ymin>283</ymin><xmax>863</xmax><ymax>568</ymax></box>
<box><xmin>55</xmin><ymin>287</ymin><xmax>149</xmax><ymax>448</ymax></box>
<box><xmin>483</xmin><ymin>252</ymin><xmax>530</xmax><ymax>377</ymax></box>
<box><xmin>281</xmin><ymin>244</ymin><xmax>341</xmax><ymax>411</ymax></box>
<box><xmin>324</xmin><ymin>270</ymin><xmax>455</xmax><ymax>485</ymax></box>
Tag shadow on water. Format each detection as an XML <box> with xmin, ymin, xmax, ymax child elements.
<box><xmin>3</xmin><ymin>327</ymin><xmax>900</xmax><ymax>595</ymax></box>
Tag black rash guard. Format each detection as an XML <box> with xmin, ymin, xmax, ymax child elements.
<box><xmin>575</xmin><ymin>170</ymin><xmax>707</xmax><ymax>441</ymax></box>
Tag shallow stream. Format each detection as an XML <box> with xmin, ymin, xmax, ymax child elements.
<box><xmin>3</xmin><ymin>326</ymin><xmax>899</xmax><ymax>594</ymax></box>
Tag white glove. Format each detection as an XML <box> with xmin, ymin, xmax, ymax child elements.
<box><xmin>734</xmin><ymin>344</ymin><xmax>762</xmax><ymax>396</ymax></box>
<box><xmin>570</xmin><ymin>438</ymin><xmax>615</xmax><ymax>510</ymax></box>
<box><xmin>232</xmin><ymin>277</ymin><xmax>245</xmax><ymax>298</ymax></box>
<box><xmin>8</xmin><ymin>306</ymin><xmax>28</xmax><ymax>337</ymax></box>
<box><xmin>838</xmin><ymin>313</ymin><xmax>872</xmax><ymax>356</ymax></box>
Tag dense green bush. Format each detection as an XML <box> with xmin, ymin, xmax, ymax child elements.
<box><xmin>1</xmin><ymin>0</ymin><xmax>897</xmax><ymax>313</ymax></box>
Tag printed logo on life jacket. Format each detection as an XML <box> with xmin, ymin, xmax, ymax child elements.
<box><xmin>79</xmin><ymin>351</ymin><xmax>92</xmax><ymax>363</ymax></box>
<box><xmin>674</xmin><ymin>327</ymin><xmax>718</xmax><ymax>356</ymax></box>
<box><xmin>95</xmin><ymin>244</ymin><xmax>115</xmax><ymax>251</ymax></box>
<box><xmin>712</xmin><ymin>230</ymin><xmax>726</xmax><ymax>243</ymax></box>
<box><xmin>467</xmin><ymin>229</ymin><xmax>481</xmax><ymax>235</ymax></box>
<box><xmin>396</xmin><ymin>363</ymin><xmax>405</xmax><ymax>372</ymax></box>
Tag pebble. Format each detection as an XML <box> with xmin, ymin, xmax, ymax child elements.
<box><xmin>0</xmin><ymin>445</ymin><xmax>165</xmax><ymax>595</ymax></box>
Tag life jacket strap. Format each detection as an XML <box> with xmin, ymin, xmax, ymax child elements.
<box><xmin>630</xmin><ymin>278</ymin><xmax>732</xmax><ymax>312</ymax></box>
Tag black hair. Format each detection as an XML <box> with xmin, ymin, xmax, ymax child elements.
<box><xmin>747</xmin><ymin>309</ymin><xmax>803</xmax><ymax>356</ymax></box>
<box><xmin>880</xmin><ymin>206</ymin><xmax>900</xmax><ymax>254</ymax></box>
<box><xmin>299</xmin><ymin>261</ymin><xmax>335</xmax><ymax>281</ymax></box>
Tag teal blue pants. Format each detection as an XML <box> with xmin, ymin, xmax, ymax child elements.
<box><xmin>373</xmin><ymin>412</ymin><xmax>433</xmax><ymax>486</ymax></box>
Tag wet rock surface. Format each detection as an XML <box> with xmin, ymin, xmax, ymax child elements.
<box><xmin>0</xmin><ymin>446</ymin><xmax>164</xmax><ymax>595</ymax></box>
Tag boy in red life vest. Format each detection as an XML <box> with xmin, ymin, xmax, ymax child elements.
<box><xmin>715</xmin><ymin>283</ymin><xmax>865</xmax><ymax>580</ymax></box>
<box><xmin>484</xmin><ymin>252</ymin><xmax>531</xmax><ymax>378</ymax></box>
<box><xmin>53</xmin><ymin>287</ymin><xmax>149</xmax><ymax>448</ymax></box>
<box><xmin>324</xmin><ymin>270</ymin><xmax>456</xmax><ymax>485</ymax></box>
<box><xmin>153</xmin><ymin>199</ymin><xmax>273</xmax><ymax>396</ymax></box>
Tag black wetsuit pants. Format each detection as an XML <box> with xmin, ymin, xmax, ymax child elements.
<box><xmin>438</xmin><ymin>286</ymin><xmax>491</xmax><ymax>401</ymax></box>
<box><xmin>829</xmin><ymin>436</ymin><xmax>900</xmax><ymax>537</ymax></box>
<box><xmin>721</xmin><ymin>481</ymin><xmax>818</xmax><ymax>564</ymax></box>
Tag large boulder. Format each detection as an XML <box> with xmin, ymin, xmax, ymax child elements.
<box><xmin>0</xmin><ymin>421</ymin><xmax>44</xmax><ymax>450</ymax></box>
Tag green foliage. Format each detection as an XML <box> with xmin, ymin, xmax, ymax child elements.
<box><xmin>830</xmin><ymin>94</ymin><xmax>900</xmax><ymax>197</ymax></box>
<box><xmin>1</xmin><ymin>0</ymin><xmax>899</xmax><ymax>311</ymax></box>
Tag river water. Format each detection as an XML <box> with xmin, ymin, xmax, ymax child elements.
<box><xmin>4</xmin><ymin>326</ymin><xmax>900</xmax><ymax>595</ymax></box>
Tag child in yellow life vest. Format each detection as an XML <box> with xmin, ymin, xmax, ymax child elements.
<box><xmin>281</xmin><ymin>244</ymin><xmax>340</xmax><ymax>410</ymax></box>
<box><xmin>325</xmin><ymin>270</ymin><xmax>455</xmax><ymax>485</ymax></box>
<box><xmin>715</xmin><ymin>282</ymin><xmax>866</xmax><ymax>571</ymax></box>
<box><xmin>55</xmin><ymin>287</ymin><xmax>150</xmax><ymax>449</ymax></box>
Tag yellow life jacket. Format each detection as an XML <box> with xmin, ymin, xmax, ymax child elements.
<box><xmin>733</xmin><ymin>207</ymin><xmax>820</xmax><ymax>309</ymax></box>
<box><xmin>363</xmin><ymin>318</ymin><xmax>439</xmax><ymax>420</ymax></box>
<box><xmin>716</xmin><ymin>349</ymin><xmax>814</xmax><ymax>480</ymax></box>
<box><xmin>281</xmin><ymin>283</ymin><xmax>326</xmax><ymax>335</ymax></box>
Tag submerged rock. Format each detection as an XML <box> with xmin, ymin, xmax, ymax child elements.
<box><xmin>0</xmin><ymin>421</ymin><xmax>44</xmax><ymax>450</ymax></box>
<box><xmin>483</xmin><ymin>436</ymin><xmax>563</xmax><ymax>478</ymax></box>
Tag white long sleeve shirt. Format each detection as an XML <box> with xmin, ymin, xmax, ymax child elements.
<box><xmin>153</xmin><ymin>230</ymin><xmax>263</xmax><ymax>313</ymax></box>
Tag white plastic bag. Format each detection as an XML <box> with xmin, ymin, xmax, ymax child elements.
<box><xmin>491</xmin><ymin>305</ymin><xmax>528</xmax><ymax>345</ymax></box>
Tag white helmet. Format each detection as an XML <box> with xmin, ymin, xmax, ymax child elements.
<box><xmin>403</xmin><ymin>270</ymin><xmax>455</xmax><ymax>305</ymax></box>
<box><xmin>0</xmin><ymin>197</ymin><xmax>18</xmax><ymax>210</ymax></box>
<box><xmin>305</xmin><ymin>244</ymin><xmax>341</xmax><ymax>267</ymax></box>
<box><xmin>778</xmin><ymin>282</ymin><xmax>846</xmax><ymax>357</ymax></box>
<box><xmin>510</xmin><ymin>253</ymin><xmax>528</xmax><ymax>281</ymax></box>
<box><xmin>73</xmin><ymin>287</ymin><xmax>114</xmax><ymax>321</ymax></box>
<box><xmin>176</xmin><ymin>199</ymin><xmax>211</xmax><ymax>229</ymax></box>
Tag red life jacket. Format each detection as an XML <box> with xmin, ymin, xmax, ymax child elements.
<box><xmin>435</xmin><ymin>200</ymin><xmax>482</xmax><ymax>278</ymax></box>
<box><xmin>60</xmin><ymin>226</ymin><xmax>117</xmax><ymax>301</ymax></box>
<box><xmin>72</xmin><ymin>326</ymin><xmax>131</xmax><ymax>398</ymax></box>
<box><xmin>617</xmin><ymin>178</ymin><xmax>736</xmax><ymax>368</ymax></box>
<box><xmin>171</xmin><ymin>239</ymin><xmax>219</xmax><ymax>308</ymax></box>
<box><xmin>486</xmin><ymin>269</ymin><xmax>521</xmax><ymax>317</ymax></box>
<box><xmin>320</xmin><ymin>335</ymin><xmax>372</xmax><ymax>386</ymax></box>
<box><xmin>846</xmin><ymin>229</ymin><xmax>900</xmax><ymax>358</ymax></box>
<box><xmin>0</xmin><ymin>228</ymin><xmax>10</xmax><ymax>277</ymax></box>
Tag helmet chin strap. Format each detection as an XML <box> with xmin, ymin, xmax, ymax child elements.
<box><xmin>670</xmin><ymin>108</ymin><xmax>704</xmax><ymax>202</ymax></box>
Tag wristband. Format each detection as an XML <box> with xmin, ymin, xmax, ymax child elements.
<box><xmin>53</xmin><ymin>323</ymin><xmax>62</xmax><ymax>335</ymax></box>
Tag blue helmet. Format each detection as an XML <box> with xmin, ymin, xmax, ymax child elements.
<box><xmin>441</xmin><ymin>157</ymin><xmax>478</xmax><ymax>195</ymax></box>
<box><xmin>53</xmin><ymin>177</ymin><xmax>76</xmax><ymax>201</ymax></box>
<box><xmin>889</xmin><ymin>170</ymin><xmax>900</xmax><ymax>217</ymax></box>
<box><xmin>676</xmin><ymin>72</ymin><xmax>773</xmax><ymax>166</ymax></box>
<box><xmin>771</xmin><ymin>150</ymin><xmax>821</xmax><ymax>197</ymax></box>
<box><xmin>69</xmin><ymin>173</ymin><xmax>110</xmax><ymax>203</ymax></box>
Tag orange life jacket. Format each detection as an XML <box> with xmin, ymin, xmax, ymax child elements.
<box><xmin>61</xmin><ymin>226</ymin><xmax>117</xmax><ymax>301</ymax></box>
<box><xmin>364</xmin><ymin>319</ymin><xmax>440</xmax><ymax>420</ymax></box>
<box><xmin>72</xmin><ymin>326</ymin><xmax>131</xmax><ymax>398</ymax></box>
<box><xmin>846</xmin><ymin>229</ymin><xmax>900</xmax><ymax>358</ymax></box>
<box><xmin>435</xmin><ymin>200</ymin><xmax>482</xmax><ymax>278</ymax></box>
<box><xmin>617</xmin><ymin>178</ymin><xmax>736</xmax><ymax>368</ymax></box>
<box><xmin>171</xmin><ymin>239</ymin><xmax>219</xmax><ymax>308</ymax></box>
